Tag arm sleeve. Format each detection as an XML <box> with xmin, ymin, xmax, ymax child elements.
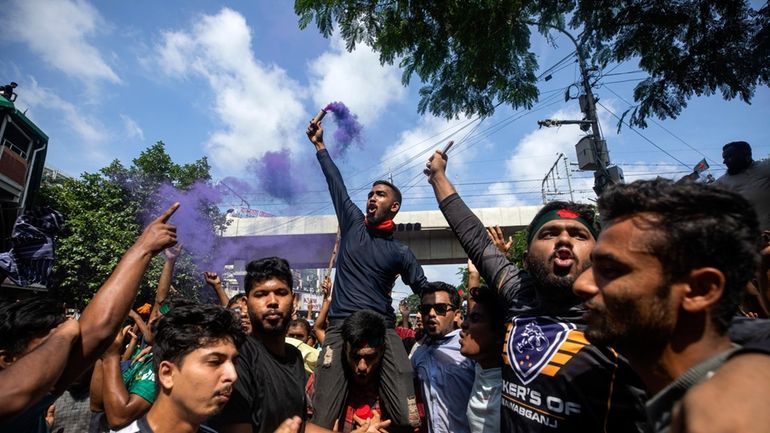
<box><xmin>438</xmin><ymin>193</ymin><xmax>531</xmax><ymax>310</ymax></box>
<box><xmin>400</xmin><ymin>247</ymin><xmax>428</xmax><ymax>294</ymax></box>
<box><xmin>317</xmin><ymin>149</ymin><xmax>363</xmax><ymax>233</ymax></box>
<box><xmin>127</xmin><ymin>369</ymin><xmax>157</xmax><ymax>405</ymax></box>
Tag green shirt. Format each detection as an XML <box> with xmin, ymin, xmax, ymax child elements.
<box><xmin>122</xmin><ymin>354</ymin><xmax>157</xmax><ymax>404</ymax></box>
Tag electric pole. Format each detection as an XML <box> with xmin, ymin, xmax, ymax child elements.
<box><xmin>533</xmin><ymin>24</ymin><xmax>623</xmax><ymax>196</ymax></box>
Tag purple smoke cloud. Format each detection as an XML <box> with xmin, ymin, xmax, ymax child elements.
<box><xmin>324</xmin><ymin>101</ymin><xmax>364</xmax><ymax>157</ymax></box>
<box><xmin>151</xmin><ymin>181</ymin><xmax>223</xmax><ymax>262</ymax></box>
<box><xmin>251</xmin><ymin>148</ymin><xmax>306</xmax><ymax>203</ymax></box>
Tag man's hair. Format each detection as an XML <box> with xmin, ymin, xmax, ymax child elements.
<box><xmin>288</xmin><ymin>318</ymin><xmax>311</xmax><ymax>336</ymax></box>
<box><xmin>243</xmin><ymin>257</ymin><xmax>293</xmax><ymax>295</ymax></box>
<box><xmin>471</xmin><ymin>286</ymin><xmax>507</xmax><ymax>334</ymax></box>
<box><xmin>226</xmin><ymin>293</ymin><xmax>246</xmax><ymax>308</ymax></box>
<box><xmin>421</xmin><ymin>281</ymin><xmax>461</xmax><ymax>309</ymax></box>
<box><xmin>526</xmin><ymin>201</ymin><xmax>599</xmax><ymax>245</ymax></box>
<box><xmin>152</xmin><ymin>303</ymin><xmax>245</xmax><ymax>373</ymax></box>
<box><xmin>722</xmin><ymin>141</ymin><xmax>752</xmax><ymax>156</ymax></box>
<box><xmin>373</xmin><ymin>180</ymin><xmax>402</xmax><ymax>205</ymax></box>
<box><xmin>0</xmin><ymin>297</ymin><xmax>66</xmax><ymax>357</ymax></box>
<box><xmin>341</xmin><ymin>310</ymin><xmax>386</xmax><ymax>348</ymax></box>
<box><xmin>598</xmin><ymin>179</ymin><xmax>760</xmax><ymax>333</ymax></box>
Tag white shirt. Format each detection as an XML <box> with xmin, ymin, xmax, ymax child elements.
<box><xmin>467</xmin><ymin>365</ymin><xmax>502</xmax><ymax>433</ymax></box>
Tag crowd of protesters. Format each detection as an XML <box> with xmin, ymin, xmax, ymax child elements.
<box><xmin>1</xmin><ymin>120</ymin><xmax>768</xmax><ymax>433</ymax></box>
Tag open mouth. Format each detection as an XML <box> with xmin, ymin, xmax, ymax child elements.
<box><xmin>367</xmin><ymin>203</ymin><xmax>377</xmax><ymax>215</ymax></box>
<box><xmin>553</xmin><ymin>248</ymin><xmax>575</xmax><ymax>269</ymax></box>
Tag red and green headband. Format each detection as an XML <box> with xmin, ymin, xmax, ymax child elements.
<box><xmin>527</xmin><ymin>208</ymin><xmax>599</xmax><ymax>244</ymax></box>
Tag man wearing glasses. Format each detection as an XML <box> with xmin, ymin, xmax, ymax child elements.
<box><xmin>411</xmin><ymin>282</ymin><xmax>475</xmax><ymax>433</ymax></box>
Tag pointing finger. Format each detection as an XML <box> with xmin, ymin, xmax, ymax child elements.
<box><xmin>155</xmin><ymin>202</ymin><xmax>180</xmax><ymax>224</ymax></box>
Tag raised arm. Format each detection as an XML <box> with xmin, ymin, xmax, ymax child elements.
<box><xmin>0</xmin><ymin>318</ymin><xmax>80</xmax><ymax>421</ymax></box>
<box><xmin>425</xmin><ymin>149</ymin><xmax>458</xmax><ymax>202</ymax></box>
<box><xmin>313</xmin><ymin>275</ymin><xmax>332</xmax><ymax>345</ymax></box>
<box><xmin>205</xmin><ymin>271</ymin><xmax>229</xmax><ymax>307</ymax></box>
<box><xmin>149</xmin><ymin>243</ymin><xmax>182</xmax><ymax>323</ymax></box>
<box><xmin>101</xmin><ymin>327</ymin><xmax>152</xmax><ymax>429</ymax></box>
<box><xmin>53</xmin><ymin>203</ymin><xmax>179</xmax><ymax>393</ymax></box>
<box><xmin>307</xmin><ymin>118</ymin><xmax>362</xmax><ymax>232</ymax></box>
<box><xmin>426</xmin><ymin>151</ymin><xmax>528</xmax><ymax>303</ymax></box>
<box><xmin>128</xmin><ymin>309</ymin><xmax>152</xmax><ymax>345</ymax></box>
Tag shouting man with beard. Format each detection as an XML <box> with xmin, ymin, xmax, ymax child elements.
<box><xmin>424</xmin><ymin>150</ymin><xmax>646</xmax><ymax>433</ymax></box>
<box><xmin>307</xmin><ymin>116</ymin><xmax>425</xmax><ymax>430</ymax></box>
<box><xmin>211</xmin><ymin>257</ymin><xmax>307</xmax><ymax>433</ymax></box>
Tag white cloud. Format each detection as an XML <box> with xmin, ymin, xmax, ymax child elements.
<box><xmin>381</xmin><ymin>115</ymin><xmax>482</xmax><ymax>187</ymax></box>
<box><xmin>0</xmin><ymin>0</ymin><xmax>120</xmax><ymax>84</ymax></box>
<box><xmin>152</xmin><ymin>8</ymin><xmax>306</xmax><ymax>173</ymax></box>
<box><xmin>18</xmin><ymin>78</ymin><xmax>109</xmax><ymax>159</ymax></box>
<box><xmin>308</xmin><ymin>36</ymin><xmax>405</xmax><ymax>124</ymax></box>
<box><xmin>487</xmin><ymin>106</ymin><xmax>610</xmax><ymax>205</ymax></box>
<box><xmin>120</xmin><ymin>114</ymin><xmax>144</xmax><ymax>142</ymax></box>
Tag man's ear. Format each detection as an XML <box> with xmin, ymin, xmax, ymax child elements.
<box><xmin>0</xmin><ymin>349</ymin><xmax>17</xmax><ymax>369</ymax></box>
<box><xmin>681</xmin><ymin>267</ymin><xmax>726</xmax><ymax>313</ymax></box>
<box><xmin>390</xmin><ymin>201</ymin><xmax>400</xmax><ymax>214</ymax></box>
<box><xmin>157</xmin><ymin>360</ymin><xmax>176</xmax><ymax>391</ymax></box>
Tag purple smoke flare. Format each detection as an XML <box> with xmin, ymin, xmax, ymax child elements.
<box><xmin>252</xmin><ymin>148</ymin><xmax>306</xmax><ymax>203</ymax></box>
<box><xmin>151</xmin><ymin>181</ymin><xmax>223</xmax><ymax>262</ymax></box>
<box><xmin>324</xmin><ymin>101</ymin><xmax>364</xmax><ymax>157</ymax></box>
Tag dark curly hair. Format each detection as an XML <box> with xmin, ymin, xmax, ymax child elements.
<box><xmin>0</xmin><ymin>297</ymin><xmax>66</xmax><ymax>358</ymax></box>
<box><xmin>598</xmin><ymin>179</ymin><xmax>760</xmax><ymax>333</ymax></box>
<box><xmin>243</xmin><ymin>257</ymin><xmax>294</xmax><ymax>295</ymax></box>
<box><xmin>152</xmin><ymin>303</ymin><xmax>245</xmax><ymax>373</ymax></box>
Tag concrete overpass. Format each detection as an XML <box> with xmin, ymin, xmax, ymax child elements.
<box><xmin>219</xmin><ymin>205</ymin><xmax>542</xmax><ymax>269</ymax></box>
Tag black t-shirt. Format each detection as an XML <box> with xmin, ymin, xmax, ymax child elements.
<box><xmin>208</xmin><ymin>336</ymin><xmax>306</xmax><ymax>433</ymax></box>
<box><xmin>439</xmin><ymin>193</ymin><xmax>648</xmax><ymax>433</ymax></box>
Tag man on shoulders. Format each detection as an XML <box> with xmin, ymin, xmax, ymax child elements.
<box><xmin>306</xmin><ymin>117</ymin><xmax>425</xmax><ymax>429</ymax></box>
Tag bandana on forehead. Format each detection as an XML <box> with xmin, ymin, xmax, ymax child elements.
<box><xmin>526</xmin><ymin>208</ymin><xmax>599</xmax><ymax>244</ymax></box>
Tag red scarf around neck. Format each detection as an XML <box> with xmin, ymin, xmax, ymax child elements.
<box><xmin>364</xmin><ymin>216</ymin><xmax>395</xmax><ymax>233</ymax></box>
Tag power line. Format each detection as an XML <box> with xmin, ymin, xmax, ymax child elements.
<box><xmin>596</xmin><ymin>101</ymin><xmax>691</xmax><ymax>169</ymax></box>
<box><xmin>601</xmin><ymin>86</ymin><xmax>724</xmax><ymax>169</ymax></box>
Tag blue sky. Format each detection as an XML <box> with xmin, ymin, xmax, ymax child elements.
<box><xmin>2</xmin><ymin>1</ymin><xmax>769</xmax><ymax>295</ymax></box>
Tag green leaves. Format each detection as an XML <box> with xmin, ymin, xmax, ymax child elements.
<box><xmin>295</xmin><ymin>0</ymin><xmax>768</xmax><ymax>127</ymax></box>
<box><xmin>40</xmin><ymin>142</ymin><xmax>221</xmax><ymax>309</ymax></box>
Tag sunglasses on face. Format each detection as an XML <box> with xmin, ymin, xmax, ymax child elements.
<box><xmin>419</xmin><ymin>303</ymin><xmax>455</xmax><ymax>316</ymax></box>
